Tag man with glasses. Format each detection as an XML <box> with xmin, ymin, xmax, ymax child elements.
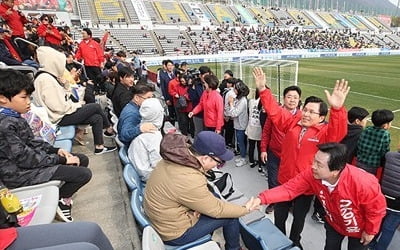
<box><xmin>117</xmin><ymin>83</ymin><xmax>157</xmax><ymax>146</ymax></box>
<box><xmin>144</xmin><ymin>131</ymin><xmax>258</xmax><ymax>250</ymax></box>
<box><xmin>253</xmin><ymin>67</ymin><xmax>349</xmax><ymax>249</ymax></box>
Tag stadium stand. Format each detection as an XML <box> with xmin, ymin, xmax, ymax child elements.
<box><xmin>344</xmin><ymin>14</ymin><xmax>368</xmax><ymax>30</ymax></box>
<box><xmin>108</xmin><ymin>29</ymin><xmax>159</xmax><ymax>55</ymax></box>
<box><xmin>288</xmin><ymin>9</ymin><xmax>317</xmax><ymax>28</ymax></box>
<box><xmin>269</xmin><ymin>8</ymin><xmax>298</xmax><ymax>27</ymax></box>
<box><xmin>233</xmin><ymin>5</ymin><xmax>258</xmax><ymax>25</ymax></box>
<box><xmin>205</xmin><ymin>3</ymin><xmax>237</xmax><ymax>24</ymax></box>
<box><xmin>187</xmin><ymin>28</ymin><xmax>223</xmax><ymax>54</ymax></box>
<box><xmin>93</xmin><ymin>0</ymin><xmax>125</xmax><ymax>25</ymax></box>
<box><xmin>143</xmin><ymin>0</ymin><xmax>162</xmax><ymax>23</ymax></box>
<box><xmin>318</xmin><ymin>12</ymin><xmax>345</xmax><ymax>29</ymax></box>
<box><xmin>180</xmin><ymin>2</ymin><xmax>199</xmax><ymax>24</ymax></box>
<box><xmin>153</xmin><ymin>1</ymin><xmax>191</xmax><ymax>24</ymax></box>
<box><xmin>154</xmin><ymin>29</ymin><xmax>193</xmax><ymax>55</ymax></box>
<box><xmin>76</xmin><ymin>0</ymin><xmax>95</xmax><ymax>21</ymax></box>
<box><xmin>367</xmin><ymin>16</ymin><xmax>392</xmax><ymax>32</ymax></box>
<box><xmin>121</xmin><ymin>0</ymin><xmax>140</xmax><ymax>24</ymax></box>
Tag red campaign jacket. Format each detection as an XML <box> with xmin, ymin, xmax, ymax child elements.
<box><xmin>169</xmin><ymin>80</ymin><xmax>193</xmax><ymax>113</ymax></box>
<box><xmin>260</xmin><ymin>107</ymin><xmax>302</xmax><ymax>157</ymax></box>
<box><xmin>0</xmin><ymin>228</ymin><xmax>17</xmax><ymax>249</ymax></box>
<box><xmin>0</xmin><ymin>3</ymin><xmax>28</xmax><ymax>37</ymax></box>
<box><xmin>192</xmin><ymin>90</ymin><xmax>224</xmax><ymax>130</ymax></box>
<box><xmin>37</xmin><ymin>24</ymin><xmax>62</xmax><ymax>46</ymax></box>
<box><xmin>258</xmin><ymin>165</ymin><xmax>387</xmax><ymax>238</ymax></box>
<box><xmin>259</xmin><ymin>89</ymin><xmax>347</xmax><ymax>185</ymax></box>
<box><xmin>75</xmin><ymin>39</ymin><xmax>104</xmax><ymax>67</ymax></box>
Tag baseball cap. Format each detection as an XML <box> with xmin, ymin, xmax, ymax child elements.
<box><xmin>192</xmin><ymin>131</ymin><xmax>234</xmax><ymax>162</ymax></box>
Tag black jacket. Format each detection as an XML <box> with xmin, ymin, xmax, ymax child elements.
<box><xmin>111</xmin><ymin>83</ymin><xmax>133</xmax><ymax>117</ymax></box>
<box><xmin>0</xmin><ymin>113</ymin><xmax>62</xmax><ymax>188</ymax></box>
<box><xmin>341</xmin><ymin>124</ymin><xmax>363</xmax><ymax>163</ymax></box>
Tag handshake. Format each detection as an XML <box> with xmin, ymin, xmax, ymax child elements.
<box><xmin>243</xmin><ymin>197</ymin><xmax>262</xmax><ymax>212</ymax></box>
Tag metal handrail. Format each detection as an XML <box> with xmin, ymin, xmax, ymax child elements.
<box><xmin>13</xmin><ymin>37</ymin><xmax>39</xmax><ymax>47</ymax></box>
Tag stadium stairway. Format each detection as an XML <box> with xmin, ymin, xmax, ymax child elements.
<box><xmin>71</xmin><ymin>133</ymin><xmax>141</xmax><ymax>249</ymax></box>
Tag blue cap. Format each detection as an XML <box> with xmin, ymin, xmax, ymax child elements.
<box><xmin>192</xmin><ymin>131</ymin><xmax>234</xmax><ymax>162</ymax></box>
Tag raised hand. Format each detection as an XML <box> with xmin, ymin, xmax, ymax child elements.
<box><xmin>324</xmin><ymin>79</ymin><xmax>350</xmax><ymax>109</ymax></box>
<box><xmin>252</xmin><ymin>67</ymin><xmax>267</xmax><ymax>90</ymax></box>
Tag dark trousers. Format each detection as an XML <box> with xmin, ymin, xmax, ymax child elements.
<box><xmin>314</xmin><ymin>197</ymin><xmax>326</xmax><ymax>217</ymax></box>
<box><xmin>224</xmin><ymin>119</ymin><xmax>235</xmax><ymax>147</ymax></box>
<box><xmin>164</xmin><ymin>215</ymin><xmax>241</xmax><ymax>250</ymax></box>
<box><xmin>50</xmin><ymin>154</ymin><xmax>91</xmax><ymax>198</ymax></box>
<box><xmin>176</xmin><ymin>109</ymin><xmax>193</xmax><ymax>136</ymax></box>
<box><xmin>58</xmin><ymin>103</ymin><xmax>110</xmax><ymax>145</ymax></box>
<box><xmin>9</xmin><ymin>222</ymin><xmax>113</xmax><ymax>250</ymax></box>
<box><xmin>274</xmin><ymin>194</ymin><xmax>313</xmax><ymax>248</ymax></box>
<box><xmin>265</xmin><ymin>150</ymin><xmax>280</xmax><ymax>189</ymax></box>
<box><xmin>324</xmin><ymin>221</ymin><xmax>368</xmax><ymax>250</ymax></box>
<box><xmin>248</xmin><ymin>139</ymin><xmax>261</xmax><ymax>164</ymax></box>
<box><xmin>84</xmin><ymin>66</ymin><xmax>103</xmax><ymax>91</ymax></box>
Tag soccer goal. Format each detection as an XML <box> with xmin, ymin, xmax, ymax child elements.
<box><xmin>220</xmin><ymin>58</ymin><xmax>298</xmax><ymax>102</ymax></box>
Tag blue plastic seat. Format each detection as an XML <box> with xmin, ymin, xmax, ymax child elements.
<box><xmin>56</xmin><ymin>126</ymin><xmax>76</xmax><ymax>140</ymax></box>
<box><xmin>123</xmin><ymin>164</ymin><xmax>143</xmax><ymax>192</ymax></box>
<box><xmin>131</xmin><ymin>190</ymin><xmax>212</xmax><ymax>250</ymax></box>
<box><xmin>239</xmin><ymin>218</ymin><xmax>294</xmax><ymax>250</ymax></box>
<box><xmin>119</xmin><ymin>146</ymin><xmax>131</xmax><ymax>166</ymax></box>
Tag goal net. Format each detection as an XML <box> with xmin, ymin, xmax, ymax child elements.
<box><xmin>219</xmin><ymin>58</ymin><xmax>298</xmax><ymax>102</ymax></box>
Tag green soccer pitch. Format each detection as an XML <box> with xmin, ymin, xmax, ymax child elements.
<box><xmin>150</xmin><ymin>55</ymin><xmax>400</xmax><ymax>150</ymax></box>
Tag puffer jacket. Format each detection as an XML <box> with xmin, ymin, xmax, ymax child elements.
<box><xmin>32</xmin><ymin>46</ymin><xmax>81</xmax><ymax>124</ymax></box>
<box><xmin>143</xmin><ymin>134</ymin><xmax>248</xmax><ymax>241</ymax></box>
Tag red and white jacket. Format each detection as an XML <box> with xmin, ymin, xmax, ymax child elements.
<box><xmin>75</xmin><ymin>38</ymin><xmax>104</xmax><ymax>67</ymax></box>
<box><xmin>259</xmin><ymin>89</ymin><xmax>348</xmax><ymax>184</ymax></box>
<box><xmin>258</xmin><ymin>165</ymin><xmax>387</xmax><ymax>238</ymax></box>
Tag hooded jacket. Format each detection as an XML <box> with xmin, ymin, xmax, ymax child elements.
<box><xmin>143</xmin><ymin>134</ymin><xmax>248</xmax><ymax>241</ymax></box>
<box><xmin>128</xmin><ymin>98</ymin><xmax>163</xmax><ymax>181</ymax></box>
<box><xmin>32</xmin><ymin>46</ymin><xmax>81</xmax><ymax>124</ymax></box>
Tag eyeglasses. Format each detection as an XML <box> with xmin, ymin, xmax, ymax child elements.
<box><xmin>302</xmin><ymin>108</ymin><xmax>320</xmax><ymax>116</ymax></box>
<box><xmin>209</xmin><ymin>155</ymin><xmax>225</xmax><ymax>168</ymax></box>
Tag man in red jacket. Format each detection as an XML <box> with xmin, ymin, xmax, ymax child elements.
<box><xmin>252</xmin><ymin>67</ymin><xmax>349</xmax><ymax>249</ymax></box>
<box><xmin>252</xmin><ymin>143</ymin><xmax>386</xmax><ymax>250</ymax></box>
<box><xmin>75</xmin><ymin>28</ymin><xmax>104</xmax><ymax>92</ymax></box>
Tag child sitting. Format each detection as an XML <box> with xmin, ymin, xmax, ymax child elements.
<box><xmin>0</xmin><ymin>69</ymin><xmax>92</xmax><ymax>222</ymax></box>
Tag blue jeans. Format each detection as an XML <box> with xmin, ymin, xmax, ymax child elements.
<box><xmin>235</xmin><ymin>129</ymin><xmax>246</xmax><ymax>158</ymax></box>
<box><xmin>164</xmin><ymin>215</ymin><xmax>241</xmax><ymax>250</ymax></box>
<box><xmin>374</xmin><ymin>209</ymin><xmax>400</xmax><ymax>250</ymax></box>
<box><xmin>264</xmin><ymin>150</ymin><xmax>280</xmax><ymax>189</ymax></box>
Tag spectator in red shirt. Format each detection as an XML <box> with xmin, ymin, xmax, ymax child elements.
<box><xmin>37</xmin><ymin>15</ymin><xmax>62</xmax><ymax>49</ymax></box>
<box><xmin>260</xmin><ymin>85</ymin><xmax>302</xmax><ymax>212</ymax></box>
<box><xmin>75</xmin><ymin>28</ymin><xmax>104</xmax><ymax>92</ymax></box>
<box><xmin>189</xmin><ymin>74</ymin><xmax>224</xmax><ymax>134</ymax></box>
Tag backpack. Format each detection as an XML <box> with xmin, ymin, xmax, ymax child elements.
<box><xmin>206</xmin><ymin>170</ymin><xmax>235</xmax><ymax>200</ymax></box>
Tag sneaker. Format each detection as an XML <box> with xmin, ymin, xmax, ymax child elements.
<box><xmin>234</xmin><ymin>158</ymin><xmax>242</xmax><ymax>163</ymax></box>
<box><xmin>265</xmin><ymin>204</ymin><xmax>274</xmax><ymax>214</ymax></box>
<box><xmin>250</xmin><ymin>161</ymin><xmax>259</xmax><ymax>168</ymax></box>
<box><xmin>311</xmin><ymin>211</ymin><xmax>324</xmax><ymax>224</ymax></box>
<box><xmin>56</xmin><ymin>199</ymin><xmax>73</xmax><ymax>222</ymax></box>
<box><xmin>234</xmin><ymin>150</ymin><xmax>240</xmax><ymax>156</ymax></box>
<box><xmin>94</xmin><ymin>146</ymin><xmax>117</xmax><ymax>155</ymax></box>
<box><xmin>258</xmin><ymin>166</ymin><xmax>263</xmax><ymax>173</ymax></box>
<box><xmin>103</xmin><ymin>130</ymin><xmax>115</xmax><ymax>138</ymax></box>
<box><xmin>235</xmin><ymin>159</ymin><xmax>248</xmax><ymax>167</ymax></box>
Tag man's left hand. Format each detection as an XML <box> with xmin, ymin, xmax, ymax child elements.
<box><xmin>360</xmin><ymin>231</ymin><xmax>374</xmax><ymax>246</ymax></box>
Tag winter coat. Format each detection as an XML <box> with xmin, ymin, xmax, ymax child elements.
<box><xmin>143</xmin><ymin>134</ymin><xmax>248</xmax><ymax>241</ymax></box>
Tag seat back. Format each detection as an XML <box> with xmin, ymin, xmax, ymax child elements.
<box><xmin>123</xmin><ymin>164</ymin><xmax>142</xmax><ymax>192</ymax></box>
<box><xmin>142</xmin><ymin>225</ymin><xmax>166</xmax><ymax>250</ymax></box>
<box><xmin>239</xmin><ymin>218</ymin><xmax>294</xmax><ymax>250</ymax></box>
<box><xmin>119</xmin><ymin>146</ymin><xmax>131</xmax><ymax>166</ymax></box>
<box><xmin>130</xmin><ymin>189</ymin><xmax>150</xmax><ymax>228</ymax></box>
